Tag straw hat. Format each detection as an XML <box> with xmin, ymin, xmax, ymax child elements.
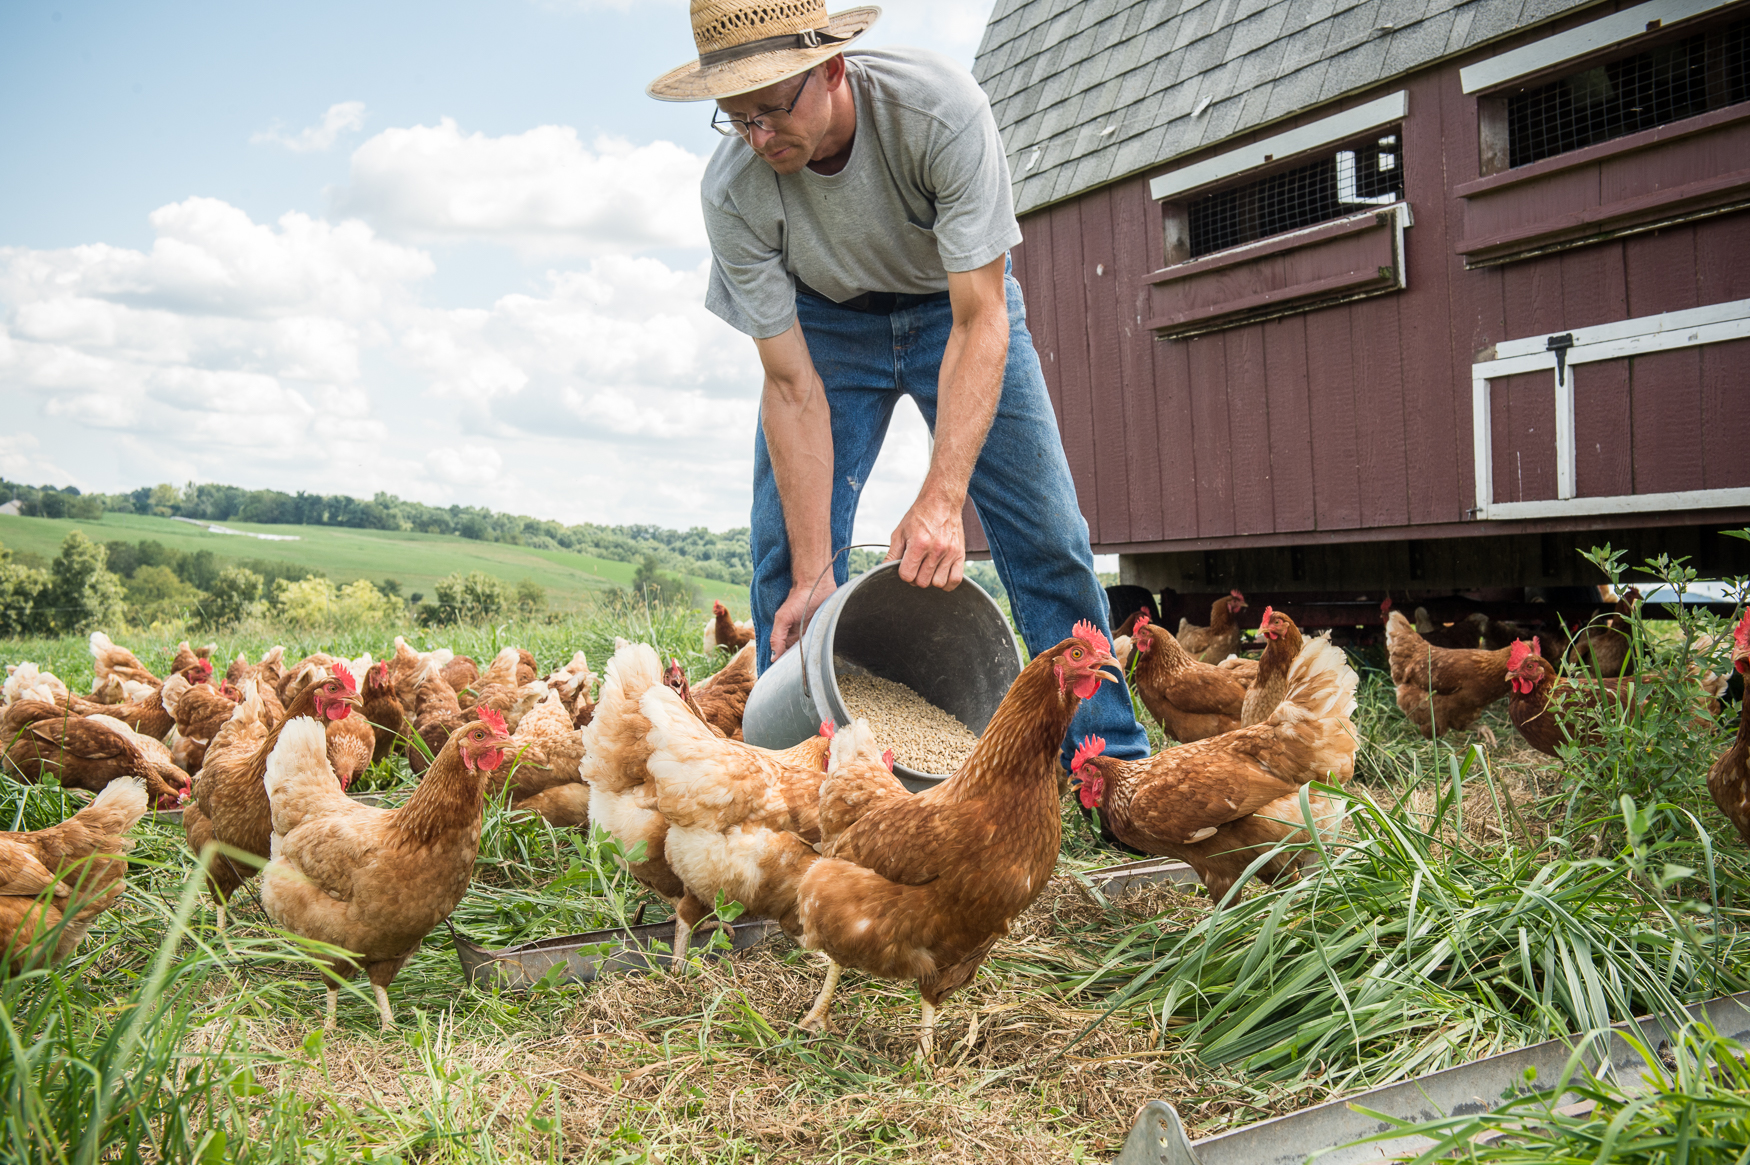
<box><xmin>647</xmin><ymin>0</ymin><xmax>881</xmax><ymax>102</ymax></box>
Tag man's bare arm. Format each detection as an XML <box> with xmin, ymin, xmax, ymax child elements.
<box><xmin>756</xmin><ymin>320</ymin><xmax>836</xmax><ymax>660</ymax></box>
<box><xmin>888</xmin><ymin>254</ymin><xmax>1009</xmax><ymax>589</ymax></box>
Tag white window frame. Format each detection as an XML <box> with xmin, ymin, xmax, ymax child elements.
<box><xmin>1470</xmin><ymin>299</ymin><xmax>1750</xmax><ymax>520</ymax></box>
<box><xmin>1459</xmin><ymin>0</ymin><xmax>1742</xmax><ymax>93</ymax></box>
<box><xmin>1149</xmin><ymin>92</ymin><xmax>1407</xmax><ymax>201</ymax></box>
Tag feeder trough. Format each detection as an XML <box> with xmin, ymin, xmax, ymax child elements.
<box><xmin>151</xmin><ymin>790</ymin><xmax>395</xmax><ymax>826</ymax></box>
<box><xmin>1111</xmin><ymin>989</ymin><xmax>1750</xmax><ymax>1165</ymax></box>
<box><xmin>742</xmin><ymin>560</ymin><xmax>1023</xmax><ymax>792</ymax></box>
<box><xmin>449</xmin><ymin>917</ymin><xmax>785</xmax><ymax>990</ymax></box>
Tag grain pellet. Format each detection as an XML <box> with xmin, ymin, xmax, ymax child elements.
<box><xmin>835</xmin><ymin>673</ymin><xmax>979</xmax><ymax>774</ymax></box>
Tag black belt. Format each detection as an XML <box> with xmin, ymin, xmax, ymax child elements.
<box><xmin>794</xmin><ymin>276</ymin><xmax>950</xmax><ymax>315</ymax></box>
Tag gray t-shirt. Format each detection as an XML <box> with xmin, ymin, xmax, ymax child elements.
<box><xmin>701</xmin><ymin>47</ymin><xmax>1022</xmax><ymax>339</ymax></box>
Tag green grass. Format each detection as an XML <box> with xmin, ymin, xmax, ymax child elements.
<box><xmin>0</xmin><ymin>512</ymin><xmax>747</xmax><ymax>612</ymax></box>
<box><xmin>1</xmin><ymin>602</ymin><xmax>1747</xmax><ymax>1163</ymax></box>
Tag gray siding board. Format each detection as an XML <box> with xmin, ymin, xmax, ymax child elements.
<box><xmin>978</xmin><ymin>0</ymin><xmax>1602</xmax><ymax>215</ymax></box>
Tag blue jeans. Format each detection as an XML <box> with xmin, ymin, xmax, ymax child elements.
<box><xmin>749</xmin><ymin>266</ymin><xmax>1150</xmax><ymax>767</ymax></box>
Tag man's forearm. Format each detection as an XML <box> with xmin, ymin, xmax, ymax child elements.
<box><xmin>761</xmin><ymin>367</ymin><xmax>834</xmax><ymax>585</ymax></box>
<box><xmin>926</xmin><ymin>305</ymin><xmax>1008</xmax><ymax>504</ymax></box>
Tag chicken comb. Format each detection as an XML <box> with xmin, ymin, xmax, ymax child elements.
<box><xmin>1070</xmin><ymin>735</ymin><xmax>1106</xmax><ymax>773</ymax></box>
<box><xmin>714</xmin><ymin>600</ymin><xmax>729</xmax><ymax>616</ymax></box>
<box><xmin>818</xmin><ymin>719</ymin><xmax>835</xmax><ymax>738</ymax></box>
<box><xmin>477</xmin><ymin>706</ymin><xmax>508</xmax><ymax>737</ymax></box>
<box><xmin>1133</xmin><ymin>611</ymin><xmax>1151</xmax><ymax>631</ymax></box>
<box><xmin>1072</xmin><ymin>620</ymin><xmax>1111</xmax><ymax>655</ymax></box>
<box><xmin>1735</xmin><ymin>609</ymin><xmax>1750</xmax><ymax>653</ymax></box>
<box><xmin>1507</xmin><ymin>639</ymin><xmax>1538</xmax><ymax>671</ymax></box>
<box><xmin>1230</xmin><ymin>589</ymin><xmax>1245</xmax><ymax>600</ymax></box>
<box><xmin>1380</xmin><ymin>596</ymin><xmax>1393</xmax><ymax>613</ymax></box>
<box><xmin>329</xmin><ymin>662</ymin><xmax>357</xmax><ymax>692</ymax></box>
<box><xmin>1259</xmin><ymin>605</ymin><xmax>1275</xmax><ymax>629</ymax></box>
<box><xmin>371</xmin><ymin>660</ymin><xmax>389</xmax><ymax>681</ymax></box>
<box><xmin>881</xmin><ymin>748</ymin><xmax>894</xmax><ymax>772</ymax></box>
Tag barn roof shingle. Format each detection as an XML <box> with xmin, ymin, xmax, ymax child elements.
<box><xmin>974</xmin><ymin>0</ymin><xmax>1600</xmax><ymax>214</ymax></box>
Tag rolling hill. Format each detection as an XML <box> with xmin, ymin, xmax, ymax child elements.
<box><xmin>0</xmin><ymin>512</ymin><xmax>747</xmax><ymax>611</ymax></box>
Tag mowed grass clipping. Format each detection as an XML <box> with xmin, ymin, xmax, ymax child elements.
<box><xmin>0</xmin><ymin>607</ymin><xmax>1746</xmax><ymax>1164</ymax></box>
<box><xmin>0</xmin><ymin>512</ymin><xmax>746</xmax><ymax>611</ymax></box>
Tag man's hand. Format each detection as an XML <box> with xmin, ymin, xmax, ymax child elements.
<box><xmin>888</xmin><ymin>491</ymin><xmax>965</xmax><ymax>590</ymax></box>
<box><xmin>888</xmin><ymin>255</ymin><xmax>1007</xmax><ymax>592</ymax></box>
<box><xmin>769</xmin><ymin>575</ymin><xmax>837</xmax><ymax>661</ymax></box>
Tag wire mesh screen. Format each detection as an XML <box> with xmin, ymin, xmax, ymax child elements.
<box><xmin>1187</xmin><ymin>134</ymin><xmax>1404</xmax><ymax>258</ymax></box>
<box><xmin>1508</xmin><ymin>18</ymin><xmax>1748</xmax><ymax>167</ymax></box>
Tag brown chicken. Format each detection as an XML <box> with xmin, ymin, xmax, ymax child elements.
<box><xmin>168</xmin><ymin>640</ymin><xmax>216</xmax><ymax>676</ymax></box>
<box><xmin>1070</xmin><ymin>636</ymin><xmax>1358</xmax><ymax>904</ymax></box>
<box><xmin>84</xmin><ymin>713</ymin><xmax>193</xmax><ymax>801</ymax></box>
<box><xmin>1178</xmin><ymin>590</ymin><xmax>1248</xmax><ymax>662</ymax></box>
<box><xmin>260</xmin><ymin>708</ymin><xmax>514</xmax><ymax>1029</ymax></box>
<box><xmin>5</xmin><ymin>662</ymin><xmax>68</xmax><ymax>706</ymax></box>
<box><xmin>1566</xmin><ymin>587</ymin><xmax>1640</xmax><ymax>678</ymax></box>
<box><xmin>439</xmin><ymin>654</ymin><xmax>479</xmax><ymax>696</ymax></box>
<box><xmin>1500</xmin><ymin>637</ymin><xmax>1724</xmax><ymax>757</ymax></box>
<box><xmin>792</xmin><ymin>623</ymin><xmax>1123</xmax><ymax>1055</ymax></box>
<box><xmin>1385</xmin><ymin>610</ymin><xmax>1512</xmax><ymax>739</ymax></box>
<box><xmin>360</xmin><ymin>662</ymin><xmax>407</xmax><ymax>765</ymax></box>
<box><xmin>1707</xmin><ymin>612</ymin><xmax>1750</xmax><ymax>845</ymax></box>
<box><xmin>181</xmin><ymin>669</ymin><xmax>362</xmax><ymax>931</ymax></box>
<box><xmin>1415</xmin><ymin>608</ymin><xmax>1489</xmax><ymax>650</ymax></box>
<box><xmin>1240</xmin><ymin>607</ymin><xmax>1305</xmax><ymax>726</ymax></box>
<box><xmin>408</xmin><ymin>662</ymin><xmax>466</xmax><ymax>777</ymax></box>
<box><xmin>55</xmin><ymin>657</ymin><xmax>213</xmax><ymax>741</ymax></box>
<box><xmin>386</xmin><ymin>637</ymin><xmax>435</xmax><ymax>712</ymax></box>
<box><xmin>0</xmin><ymin>777</ymin><xmax>148</xmax><ymax>971</ymax></box>
<box><xmin>89</xmin><ymin>631</ymin><xmax>158</xmax><ymax>687</ymax></box>
<box><xmin>691</xmin><ymin>643</ymin><xmax>755</xmax><ymax>740</ymax></box>
<box><xmin>703</xmin><ymin>600</ymin><xmax>755</xmax><ymax>654</ymax></box>
<box><xmin>2</xmin><ymin>702</ymin><xmax>189</xmax><ymax>809</ymax></box>
<box><xmin>163</xmin><ymin>675</ymin><xmax>241</xmax><ymax>774</ymax></box>
<box><xmin>1128</xmin><ymin>612</ymin><xmax>1247</xmax><ymax>743</ymax></box>
<box><xmin>581</xmin><ymin>642</ymin><xmax>711</xmax><ymax>963</ymax></box>
<box><xmin>545</xmin><ymin>651</ymin><xmax>596</xmax><ymax>725</ymax></box>
<box><xmin>497</xmin><ymin>692</ymin><xmax>590</xmax><ymax>826</ymax></box>
<box><xmin>462</xmin><ymin>647</ymin><xmax>522</xmax><ymax>714</ymax></box>
<box><xmin>640</xmin><ymin>686</ymin><xmax>836</xmax><ymax>958</ymax></box>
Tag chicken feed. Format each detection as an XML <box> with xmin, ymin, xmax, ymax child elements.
<box><xmin>835</xmin><ymin>673</ymin><xmax>979</xmax><ymax>774</ymax></box>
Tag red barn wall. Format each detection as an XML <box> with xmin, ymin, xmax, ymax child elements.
<box><xmin>1008</xmin><ymin>56</ymin><xmax>1750</xmax><ymax>559</ymax></box>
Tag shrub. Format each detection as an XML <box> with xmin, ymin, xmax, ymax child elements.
<box><xmin>272</xmin><ymin>576</ymin><xmax>399</xmax><ymax>629</ymax></box>
<box><xmin>123</xmin><ymin>564</ymin><xmax>201</xmax><ymax>626</ymax></box>
<box><xmin>630</xmin><ymin>555</ymin><xmax>698</xmax><ymax>609</ymax></box>
<box><xmin>201</xmin><ymin>565</ymin><xmax>264</xmax><ymax>627</ymax></box>
<box><xmin>514</xmin><ymin>577</ymin><xmax>546</xmax><ymax>616</ymax></box>
<box><xmin>0</xmin><ymin>542</ymin><xmax>51</xmax><ymax>636</ymax></box>
<box><xmin>423</xmin><ymin>571</ymin><xmax>508</xmax><ymax>625</ymax></box>
<box><xmin>47</xmin><ymin>530</ymin><xmax>125</xmax><ymax>634</ymax></box>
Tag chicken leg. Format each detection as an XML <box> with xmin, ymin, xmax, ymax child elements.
<box><xmin>325</xmin><ymin>985</ymin><xmax>338</xmax><ymax>1031</ymax></box>
<box><xmin>373</xmin><ymin>984</ymin><xmax>394</xmax><ymax>1030</ymax></box>
<box><xmin>917</xmin><ymin>1000</ymin><xmax>937</xmax><ymax>1062</ymax></box>
<box><xmin>797</xmin><ymin>959</ymin><xmax>842</xmax><ymax>1031</ymax></box>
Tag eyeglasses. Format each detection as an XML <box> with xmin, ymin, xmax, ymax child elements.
<box><xmin>710</xmin><ymin>69</ymin><xmax>812</xmax><ymax>138</ymax></box>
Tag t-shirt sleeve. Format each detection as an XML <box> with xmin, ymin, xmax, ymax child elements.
<box><xmin>925</xmin><ymin>97</ymin><xmax>1022</xmax><ymax>273</ymax></box>
<box><xmin>702</xmin><ymin>187</ymin><xmax>796</xmax><ymax>340</ymax></box>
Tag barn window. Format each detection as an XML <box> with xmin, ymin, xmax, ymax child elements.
<box><xmin>1506</xmin><ymin>17</ymin><xmax>1748</xmax><ymax>166</ymax></box>
<box><xmin>1186</xmin><ymin>134</ymin><xmax>1404</xmax><ymax>257</ymax></box>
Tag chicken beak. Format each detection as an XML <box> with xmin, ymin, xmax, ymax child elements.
<box><xmin>1095</xmin><ymin>653</ymin><xmax>1124</xmax><ymax>685</ymax></box>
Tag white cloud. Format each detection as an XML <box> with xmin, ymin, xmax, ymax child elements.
<box><xmin>332</xmin><ymin>121</ymin><xmax>709</xmax><ymax>257</ymax></box>
<box><xmin>425</xmin><ymin>444</ymin><xmax>504</xmax><ymax>486</ymax></box>
<box><xmin>251</xmin><ymin>101</ymin><xmax>368</xmax><ymax>153</ymax></box>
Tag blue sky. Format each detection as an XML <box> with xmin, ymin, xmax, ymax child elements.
<box><xmin>0</xmin><ymin>0</ymin><xmax>999</xmax><ymax>536</ymax></box>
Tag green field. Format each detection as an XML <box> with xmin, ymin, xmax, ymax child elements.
<box><xmin>0</xmin><ymin>511</ymin><xmax>747</xmax><ymax>611</ymax></box>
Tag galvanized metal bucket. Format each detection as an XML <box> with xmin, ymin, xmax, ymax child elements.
<box><xmin>741</xmin><ymin>560</ymin><xmax>1023</xmax><ymax>791</ymax></box>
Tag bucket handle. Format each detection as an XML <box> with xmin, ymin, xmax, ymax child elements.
<box><xmin>799</xmin><ymin>543</ymin><xmax>891</xmax><ymax>703</ymax></box>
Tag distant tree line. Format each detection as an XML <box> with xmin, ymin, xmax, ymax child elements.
<box><xmin>1</xmin><ymin>476</ymin><xmax>754</xmax><ymax>586</ymax></box>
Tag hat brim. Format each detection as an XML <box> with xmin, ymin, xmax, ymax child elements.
<box><xmin>646</xmin><ymin>7</ymin><xmax>881</xmax><ymax>102</ymax></box>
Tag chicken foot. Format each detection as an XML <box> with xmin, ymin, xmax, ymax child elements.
<box><xmin>372</xmin><ymin>984</ymin><xmax>394</xmax><ymax>1030</ymax></box>
<box><xmin>796</xmin><ymin>959</ymin><xmax>842</xmax><ymax>1032</ymax></box>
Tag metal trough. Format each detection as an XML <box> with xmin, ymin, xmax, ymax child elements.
<box><xmin>449</xmin><ymin>916</ymin><xmax>786</xmax><ymax>990</ymax></box>
<box><xmin>151</xmin><ymin>790</ymin><xmax>395</xmax><ymax>825</ymax></box>
<box><xmin>1111</xmin><ymin>990</ymin><xmax>1750</xmax><ymax>1165</ymax></box>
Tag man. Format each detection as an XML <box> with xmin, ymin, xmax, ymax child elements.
<box><xmin>649</xmin><ymin>0</ymin><xmax>1149</xmax><ymax>766</ymax></box>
